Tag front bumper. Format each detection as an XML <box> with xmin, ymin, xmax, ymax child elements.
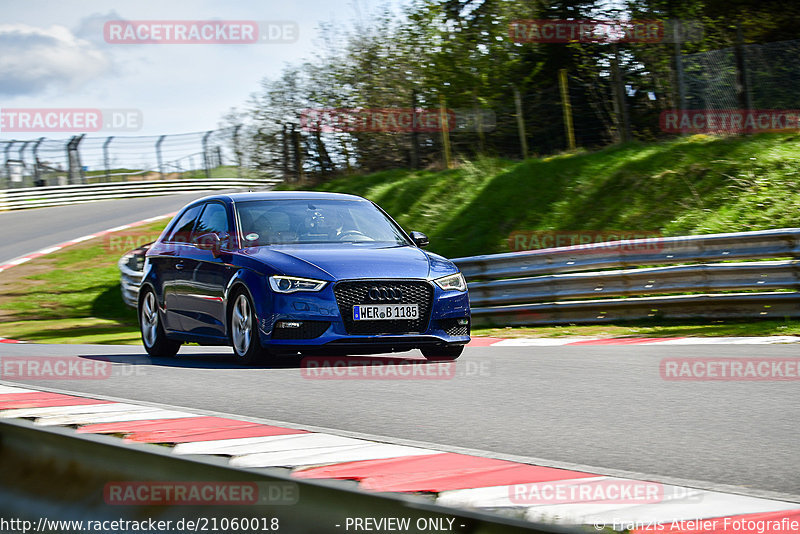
<box><xmin>256</xmin><ymin>279</ymin><xmax>470</xmax><ymax>354</ymax></box>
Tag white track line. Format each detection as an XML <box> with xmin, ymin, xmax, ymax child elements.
<box><xmin>0</xmin><ymin>385</ymin><xmax>37</xmax><ymax>394</ymax></box>
<box><xmin>34</xmin><ymin>409</ymin><xmax>199</xmax><ymax>426</ymax></box>
<box><xmin>231</xmin><ymin>443</ymin><xmax>438</xmax><ymax>468</ymax></box>
<box><xmin>0</xmin><ymin>403</ymin><xmax>141</xmax><ymax>419</ymax></box>
<box><xmin>173</xmin><ymin>433</ymin><xmax>367</xmax><ymax>456</ymax></box>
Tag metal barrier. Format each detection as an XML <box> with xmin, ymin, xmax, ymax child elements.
<box><xmin>453</xmin><ymin>228</ymin><xmax>800</xmax><ymax>326</ymax></box>
<box><xmin>0</xmin><ymin>417</ymin><xmax>572</xmax><ymax>533</ymax></box>
<box><xmin>119</xmin><ymin>228</ymin><xmax>800</xmax><ymax>325</ymax></box>
<box><xmin>119</xmin><ymin>245</ymin><xmax>148</xmax><ymax>308</ymax></box>
<box><xmin>0</xmin><ymin>178</ymin><xmax>282</xmax><ymax>211</ymax></box>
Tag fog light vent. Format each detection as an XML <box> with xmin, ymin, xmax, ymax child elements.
<box><xmin>272</xmin><ymin>321</ymin><xmax>330</xmax><ymax>340</ymax></box>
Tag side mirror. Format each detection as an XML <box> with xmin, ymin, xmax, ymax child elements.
<box><xmin>195</xmin><ymin>232</ymin><xmax>222</xmax><ymax>256</ymax></box>
<box><xmin>409</xmin><ymin>231</ymin><xmax>429</xmax><ymax>248</ymax></box>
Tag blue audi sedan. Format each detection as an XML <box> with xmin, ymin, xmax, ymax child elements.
<box><xmin>138</xmin><ymin>191</ymin><xmax>470</xmax><ymax>363</ymax></box>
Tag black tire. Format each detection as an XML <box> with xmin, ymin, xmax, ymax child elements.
<box><xmin>421</xmin><ymin>344</ymin><xmax>464</xmax><ymax>360</ymax></box>
<box><xmin>228</xmin><ymin>290</ymin><xmax>267</xmax><ymax>365</ymax></box>
<box><xmin>139</xmin><ymin>288</ymin><xmax>181</xmax><ymax>357</ymax></box>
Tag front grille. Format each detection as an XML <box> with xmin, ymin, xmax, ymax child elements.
<box><xmin>272</xmin><ymin>321</ymin><xmax>330</xmax><ymax>340</ymax></box>
<box><xmin>334</xmin><ymin>280</ymin><xmax>434</xmax><ymax>335</ymax></box>
<box><xmin>440</xmin><ymin>317</ymin><xmax>470</xmax><ymax>337</ymax></box>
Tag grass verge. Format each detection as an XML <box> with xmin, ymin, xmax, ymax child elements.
<box><xmin>0</xmin><ymin>220</ymin><xmax>167</xmax><ymax>345</ymax></box>
<box><xmin>297</xmin><ymin>133</ymin><xmax>800</xmax><ymax>259</ymax></box>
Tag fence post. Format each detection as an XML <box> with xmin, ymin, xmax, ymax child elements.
<box><xmin>103</xmin><ymin>136</ymin><xmax>114</xmax><ymax>182</ymax></box>
<box><xmin>673</xmin><ymin>20</ymin><xmax>686</xmax><ymax>113</ymax></box>
<box><xmin>17</xmin><ymin>141</ymin><xmax>30</xmax><ymax>187</ymax></box>
<box><xmin>410</xmin><ymin>90</ymin><xmax>420</xmax><ymax>169</ymax></box>
<box><xmin>473</xmin><ymin>90</ymin><xmax>485</xmax><ymax>155</ymax></box>
<box><xmin>33</xmin><ymin>137</ymin><xmax>44</xmax><ymax>186</ymax></box>
<box><xmin>513</xmin><ymin>86</ymin><xmax>528</xmax><ymax>159</ymax></box>
<box><xmin>282</xmin><ymin>124</ymin><xmax>290</xmax><ymax>181</ymax></box>
<box><xmin>734</xmin><ymin>23</ymin><xmax>752</xmax><ymax>120</ymax></box>
<box><xmin>156</xmin><ymin>135</ymin><xmax>166</xmax><ymax>179</ymax></box>
<box><xmin>290</xmin><ymin>124</ymin><xmax>303</xmax><ymax>182</ymax></box>
<box><xmin>66</xmin><ymin>135</ymin><xmax>85</xmax><ymax>185</ymax></box>
<box><xmin>611</xmin><ymin>44</ymin><xmax>631</xmax><ymax>143</ymax></box>
<box><xmin>438</xmin><ymin>94</ymin><xmax>453</xmax><ymax>169</ymax></box>
<box><xmin>2</xmin><ymin>141</ymin><xmax>12</xmax><ymax>189</ymax></box>
<box><xmin>202</xmin><ymin>130</ymin><xmax>213</xmax><ymax>179</ymax></box>
<box><xmin>558</xmin><ymin>69</ymin><xmax>576</xmax><ymax>151</ymax></box>
<box><xmin>233</xmin><ymin>125</ymin><xmax>243</xmax><ymax>178</ymax></box>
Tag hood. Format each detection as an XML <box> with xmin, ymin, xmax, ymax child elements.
<box><xmin>241</xmin><ymin>243</ymin><xmax>441</xmax><ymax>280</ymax></box>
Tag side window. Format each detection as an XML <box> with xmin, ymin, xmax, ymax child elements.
<box><xmin>165</xmin><ymin>205</ymin><xmax>202</xmax><ymax>244</ymax></box>
<box><xmin>191</xmin><ymin>202</ymin><xmax>230</xmax><ymax>242</ymax></box>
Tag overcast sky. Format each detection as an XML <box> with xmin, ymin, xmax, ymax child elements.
<box><xmin>0</xmin><ymin>0</ymin><xmax>403</xmax><ymax>140</ymax></box>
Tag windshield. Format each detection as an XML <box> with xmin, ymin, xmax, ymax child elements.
<box><xmin>234</xmin><ymin>199</ymin><xmax>411</xmax><ymax>247</ymax></box>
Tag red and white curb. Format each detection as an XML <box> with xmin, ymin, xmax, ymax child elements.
<box><xmin>0</xmin><ymin>383</ymin><xmax>798</xmax><ymax>532</ymax></box>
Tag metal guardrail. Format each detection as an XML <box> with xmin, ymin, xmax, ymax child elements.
<box><xmin>454</xmin><ymin>229</ymin><xmax>800</xmax><ymax>280</ymax></box>
<box><xmin>119</xmin><ymin>228</ymin><xmax>800</xmax><ymax>325</ymax></box>
<box><xmin>119</xmin><ymin>245</ymin><xmax>148</xmax><ymax>308</ymax></box>
<box><xmin>0</xmin><ymin>417</ymin><xmax>572</xmax><ymax>533</ymax></box>
<box><xmin>453</xmin><ymin>228</ymin><xmax>800</xmax><ymax>326</ymax></box>
<box><xmin>0</xmin><ymin>178</ymin><xmax>282</xmax><ymax>211</ymax></box>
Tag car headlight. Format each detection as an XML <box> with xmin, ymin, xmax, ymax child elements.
<box><xmin>434</xmin><ymin>272</ymin><xmax>467</xmax><ymax>292</ymax></box>
<box><xmin>269</xmin><ymin>276</ymin><xmax>327</xmax><ymax>293</ymax></box>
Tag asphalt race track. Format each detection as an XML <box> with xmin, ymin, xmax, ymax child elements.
<box><xmin>0</xmin><ymin>192</ymin><xmax>216</xmax><ymax>264</ymax></box>
<box><xmin>1</xmin><ymin>196</ymin><xmax>798</xmax><ymax>503</ymax></box>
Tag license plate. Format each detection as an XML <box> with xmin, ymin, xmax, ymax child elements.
<box><xmin>353</xmin><ymin>304</ymin><xmax>418</xmax><ymax>321</ymax></box>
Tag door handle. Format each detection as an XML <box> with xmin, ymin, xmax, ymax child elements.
<box><xmin>175</xmin><ymin>263</ymin><xmax>185</xmax><ymax>270</ymax></box>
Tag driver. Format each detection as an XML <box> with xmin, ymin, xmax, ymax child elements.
<box><xmin>304</xmin><ymin>208</ymin><xmax>344</xmax><ymax>239</ymax></box>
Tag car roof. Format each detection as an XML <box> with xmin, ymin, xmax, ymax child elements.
<box><xmin>191</xmin><ymin>190</ymin><xmax>368</xmax><ymax>204</ymax></box>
